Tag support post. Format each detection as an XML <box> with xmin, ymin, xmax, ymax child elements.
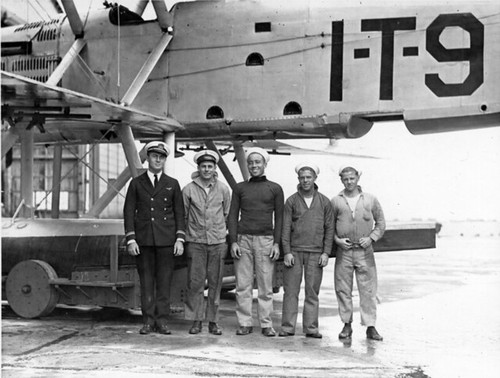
<box><xmin>20</xmin><ymin>130</ymin><xmax>34</xmax><ymax>218</ymax></box>
<box><xmin>51</xmin><ymin>145</ymin><xmax>63</xmax><ymax>219</ymax></box>
<box><xmin>163</xmin><ymin>132</ymin><xmax>175</xmax><ymax>175</ymax></box>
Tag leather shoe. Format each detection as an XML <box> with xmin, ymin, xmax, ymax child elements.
<box><xmin>157</xmin><ymin>324</ymin><xmax>172</xmax><ymax>335</ymax></box>
<box><xmin>261</xmin><ymin>327</ymin><xmax>276</xmax><ymax>337</ymax></box>
<box><xmin>305</xmin><ymin>332</ymin><xmax>323</xmax><ymax>339</ymax></box>
<box><xmin>278</xmin><ymin>330</ymin><xmax>295</xmax><ymax>337</ymax></box>
<box><xmin>339</xmin><ymin>323</ymin><xmax>353</xmax><ymax>339</ymax></box>
<box><xmin>139</xmin><ymin>324</ymin><xmax>154</xmax><ymax>335</ymax></box>
<box><xmin>208</xmin><ymin>322</ymin><xmax>222</xmax><ymax>335</ymax></box>
<box><xmin>189</xmin><ymin>321</ymin><xmax>202</xmax><ymax>334</ymax></box>
<box><xmin>236</xmin><ymin>326</ymin><xmax>253</xmax><ymax>336</ymax></box>
<box><xmin>366</xmin><ymin>326</ymin><xmax>383</xmax><ymax>341</ymax></box>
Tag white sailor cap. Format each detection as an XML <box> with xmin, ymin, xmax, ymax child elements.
<box><xmin>245</xmin><ymin>147</ymin><xmax>270</xmax><ymax>163</ymax></box>
<box><xmin>295</xmin><ymin>163</ymin><xmax>319</xmax><ymax>176</ymax></box>
<box><xmin>145</xmin><ymin>141</ymin><xmax>170</xmax><ymax>157</ymax></box>
<box><xmin>193</xmin><ymin>150</ymin><xmax>219</xmax><ymax>164</ymax></box>
<box><xmin>338</xmin><ymin>165</ymin><xmax>362</xmax><ymax>176</ymax></box>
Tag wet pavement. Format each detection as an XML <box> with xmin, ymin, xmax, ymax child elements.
<box><xmin>2</xmin><ymin>236</ymin><xmax>500</xmax><ymax>378</ymax></box>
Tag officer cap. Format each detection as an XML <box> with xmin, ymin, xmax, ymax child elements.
<box><xmin>194</xmin><ymin>150</ymin><xmax>219</xmax><ymax>165</ymax></box>
<box><xmin>145</xmin><ymin>141</ymin><xmax>170</xmax><ymax>157</ymax></box>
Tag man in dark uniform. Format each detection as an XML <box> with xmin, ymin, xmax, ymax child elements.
<box><xmin>124</xmin><ymin>141</ymin><xmax>185</xmax><ymax>335</ymax></box>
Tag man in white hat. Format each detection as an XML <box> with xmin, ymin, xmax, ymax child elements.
<box><xmin>182</xmin><ymin>150</ymin><xmax>230</xmax><ymax>335</ymax></box>
<box><xmin>331</xmin><ymin>165</ymin><xmax>386</xmax><ymax>341</ymax></box>
<box><xmin>123</xmin><ymin>141</ymin><xmax>186</xmax><ymax>335</ymax></box>
<box><xmin>228</xmin><ymin>147</ymin><xmax>284</xmax><ymax>337</ymax></box>
<box><xmin>279</xmin><ymin>163</ymin><xmax>334</xmax><ymax>339</ymax></box>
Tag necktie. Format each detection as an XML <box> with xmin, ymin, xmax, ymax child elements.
<box><xmin>154</xmin><ymin>174</ymin><xmax>158</xmax><ymax>187</ymax></box>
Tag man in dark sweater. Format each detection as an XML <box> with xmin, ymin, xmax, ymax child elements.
<box><xmin>279</xmin><ymin>163</ymin><xmax>334</xmax><ymax>339</ymax></box>
<box><xmin>228</xmin><ymin>147</ymin><xmax>284</xmax><ymax>337</ymax></box>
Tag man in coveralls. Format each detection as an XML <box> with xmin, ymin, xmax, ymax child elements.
<box><xmin>331</xmin><ymin>165</ymin><xmax>385</xmax><ymax>341</ymax></box>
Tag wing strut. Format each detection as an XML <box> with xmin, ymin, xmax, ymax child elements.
<box><xmin>60</xmin><ymin>0</ymin><xmax>84</xmax><ymax>38</ymax></box>
<box><xmin>117</xmin><ymin>125</ymin><xmax>143</xmax><ymax>178</ymax></box>
<box><xmin>120</xmin><ymin>32</ymin><xmax>173</xmax><ymax>106</ymax></box>
<box><xmin>82</xmin><ymin>147</ymin><xmax>147</xmax><ymax>218</ymax></box>
<box><xmin>233</xmin><ymin>141</ymin><xmax>250</xmax><ymax>182</ymax></box>
<box><xmin>205</xmin><ymin>140</ymin><xmax>238</xmax><ymax>190</ymax></box>
<box><xmin>46</xmin><ymin>39</ymin><xmax>87</xmax><ymax>86</ymax></box>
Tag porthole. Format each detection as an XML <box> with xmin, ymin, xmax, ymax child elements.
<box><xmin>206</xmin><ymin>106</ymin><xmax>224</xmax><ymax>119</ymax></box>
<box><xmin>246</xmin><ymin>52</ymin><xmax>264</xmax><ymax>66</ymax></box>
<box><xmin>283</xmin><ymin>101</ymin><xmax>302</xmax><ymax>115</ymax></box>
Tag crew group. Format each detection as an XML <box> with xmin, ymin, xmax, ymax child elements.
<box><xmin>124</xmin><ymin>141</ymin><xmax>386</xmax><ymax>341</ymax></box>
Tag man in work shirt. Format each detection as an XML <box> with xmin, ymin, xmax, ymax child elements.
<box><xmin>331</xmin><ymin>165</ymin><xmax>385</xmax><ymax>341</ymax></box>
<box><xmin>124</xmin><ymin>141</ymin><xmax>185</xmax><ymax>335</ymax></box>
<box><xmin>228</xmin><ymin>147</ymin><xmax>284</xmax><ymax>337</ymax></box>
<box><xmin>182</xmin><ymin>150</ymin><xmax>231</xmax><ymax>335</ymax></box>
<box><xmin>279</xmin><ymin>163</ymin><xmax>334</xmax><ymax>339</ymax></box>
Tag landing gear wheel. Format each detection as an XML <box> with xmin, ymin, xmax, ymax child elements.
<box><xmin>6</xmin><ymin>260</ymin><xmax>59</xmax><ymax>318</ymax></box>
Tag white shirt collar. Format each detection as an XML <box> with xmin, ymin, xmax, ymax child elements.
<box><xmin>147</xmin><ymin>170</ymin><xmax>162</xmax><ymax>186</ymax></box>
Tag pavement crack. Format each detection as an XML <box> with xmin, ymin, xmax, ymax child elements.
<box><xmin>14</xmin><ymin>331</ymin><xmax>80</xmax><ymax>357</ymax></box>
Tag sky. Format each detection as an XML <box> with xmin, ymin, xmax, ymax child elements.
<box><xmin>174</xmin><ymin>123</ymin><xmax>500</xmax><ymax>223</ymax></box>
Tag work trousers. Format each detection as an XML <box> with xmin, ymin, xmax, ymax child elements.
<box><xmin>135</xmin><ymin>245</ymin><xmax>175</xmax><ymax>327</ymax></box>
<box><xmin>184</xmin><ymin>242</ymin><xmax>227</xmax><ymax>322</ymax></box>
<box><xmin>234</xmin><ymin>234</ymin><xmax>275</xmax><ymax>328</ymax></box>
<box><xmin>334</xmin><ymin>247</ymin><xmax>378</xmax><ymax>326</ymax></box>
<box><xmin>281</xmin><ymin>251</ymin><xmax>324</xmax><ymax>334</ymax></box>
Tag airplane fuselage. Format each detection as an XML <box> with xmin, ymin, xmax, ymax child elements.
<box><xmin>1</xmin><ymin>0</ymin><xmax>499</xmax><ymax>143</ymax></box>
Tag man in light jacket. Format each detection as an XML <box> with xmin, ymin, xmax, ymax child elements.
<box><xmin>182</xmin><ymin>150</ymin><xmax>230</xmax><ymax>335</ymax></box>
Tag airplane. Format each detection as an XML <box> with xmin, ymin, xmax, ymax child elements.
<box><xmin>1</xmin><ymin>0</ymin><xmax>498</xmax><ymax>318</ymax></box>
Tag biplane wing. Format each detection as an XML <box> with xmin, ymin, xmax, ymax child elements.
<box><xmin>1</xmin><ymin>70</ymin><xmax>183</xmax><ymax>146</ymax></box>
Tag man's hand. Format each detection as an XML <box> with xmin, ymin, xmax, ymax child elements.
<box><xmin>337</xmin><ymin>238</ymin><xmax>353</xmax><ymax>250</ymax></box>
<box><xmin>174</xmin><ymin>240</ymin><xmax>184</xmax><ymax>256</ymax></box>
<box><xmin>358</xmin><ymin>237</ymin><xmax>372</xmax><ymax>249</ymax></box>
<box><xmin>269</xmin><ymin>243</ymin><xmax>280</xmax><ymax>261</ymax></box>
<box><xmin>318</xmin><ymin>253</ymin><xmax>329</xmax><ymax>268</ymax></box>
<box><xmin>127</xmin><ymin>241</ymin><xmax>140</xmax><ymax>256</ymax></box>
<box><xmin>284</xmin><ymin>253</ymin><xmax>294</xmax><ymax>267</ymax></box>
<box><xmin>230</xmin><ymin>242</ymin><xmax>241</xmax><ymax>259</ymax></box>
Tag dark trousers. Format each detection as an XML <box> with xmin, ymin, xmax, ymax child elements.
<box><xmin>135</xmin><ymin>246</ymin><xmax>174</xmax><ymax>327</ymax></box>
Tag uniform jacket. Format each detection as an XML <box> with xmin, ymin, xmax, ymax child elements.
<box><xmin>124</xmin><ymin>171</ymin><xmax>185</xmax><ymax>247</ymax></box>
<box><xmin>281</xmin><ymin>185</ymin><xmax>334</xmax><ymax>256</ymax></box>
<box><xmin>182</xmin><ymin>172</ymin><xmax>231</xmax><ymax>245</ymax></box>
<box><xmin>331</xmin><ymin>186</ymin><xmax>385</xmax><ymax>252</ymax></box>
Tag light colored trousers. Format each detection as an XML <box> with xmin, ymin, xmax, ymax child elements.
<box><xmin>184</xmin><ymin>242</ymin><xmax>227</xmax><ymax>322</ymax></box>
<box><xmin>234</xmin><ymin>234</ymin><xmax>275</xmax><ymax>328</ymax></box>
<box><xmin>281</xmin><ymin>251</ymin><xmax>324</xmax><ymax>334</ymax></box>
<box><xmin>334</xmin><ymin>247</ymin><xmax>378</xmax><ymax>327</ymax></box>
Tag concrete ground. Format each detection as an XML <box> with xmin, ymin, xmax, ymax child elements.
<box><xmin>2</xmin><ymin>236</ymin><xmax>500</xmax><ymax>378</ymax></box>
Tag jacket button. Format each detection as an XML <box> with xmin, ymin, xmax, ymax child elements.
<box><xmin>151</xmin><ymin>217</ymin><xmax>155</xmax><ymax>221</ymax></box>
<box><xmin>151</xmin><ymin>198</ymin><xmax>154</xmax><ymax>201</ymax></box>
<box><xmin>151</xmin><ymin>208</ymin><xmax>154</xmax><ymax>211</ymax></box>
